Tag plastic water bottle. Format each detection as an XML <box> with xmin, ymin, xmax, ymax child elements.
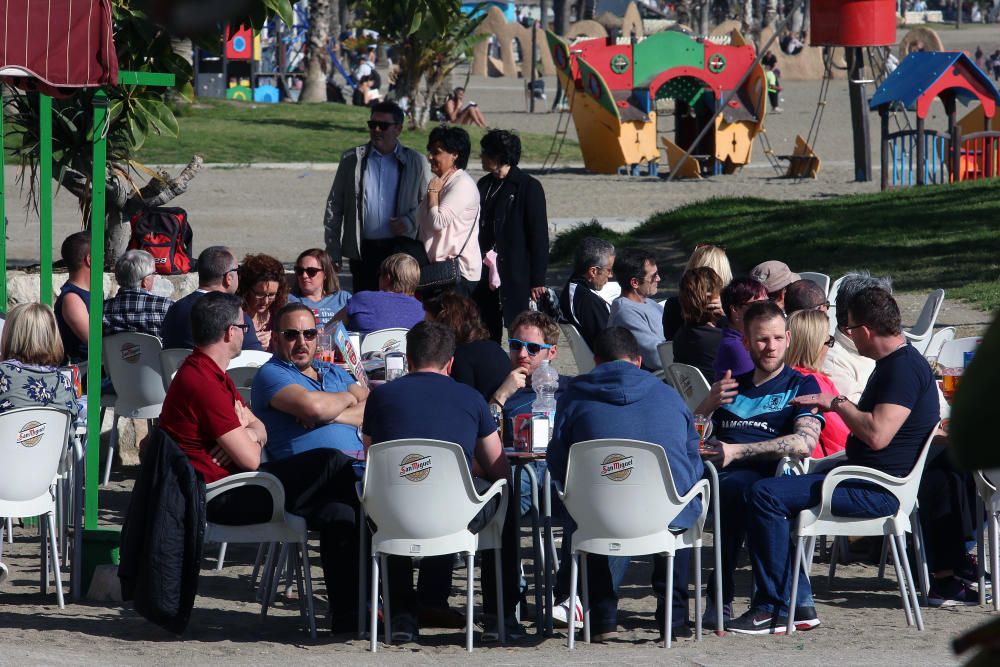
<box><xmin>530</xmin><ymin>360</ymin><xmax>559</xmax><ymax>451</ymax></box>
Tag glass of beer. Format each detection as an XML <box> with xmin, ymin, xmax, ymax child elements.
<box><xmin>694</xmin><ymin>414</ymin><xmax>709</xmax><ymax>449</ymax></box>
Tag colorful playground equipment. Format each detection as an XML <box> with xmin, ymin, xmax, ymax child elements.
<box><xmin>870</xmin><ymin>52</ymin><xmax>1000</xmax><ymax>190</ymax></box>
<box><xmin>545</xmin><ymin>29</ymin><xmax>767</xmax><ymax>176</ymax></box>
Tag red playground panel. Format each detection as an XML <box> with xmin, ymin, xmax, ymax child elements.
<box><xmin>810</xmin><ymin>0</ymin><xmax>896</xmax><ymax>47</ymax></box>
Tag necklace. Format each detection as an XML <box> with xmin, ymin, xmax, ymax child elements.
<box><xmin>484</xmin><ymin>178</ymin><xmax>505</xmax><ymax>203</ymax></box>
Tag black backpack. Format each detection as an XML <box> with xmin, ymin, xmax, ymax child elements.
<box><xmin>128</xmin><ymin>207</ymin><xmax>194</xmax><ymax>275</ymax></box>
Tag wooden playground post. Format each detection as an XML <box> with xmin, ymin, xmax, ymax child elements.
<box><xmin>916</xmin><ymin>116</ymin><xmax>925</xmax><ymax>186</ymax></box>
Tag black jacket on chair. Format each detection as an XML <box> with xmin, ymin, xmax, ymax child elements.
<box><xmin>476</xmin><ymin>166</ymin><xmax>549</xmax><ymax>328</ymax></box>
<box><xmin>119</xmin><ymin>428</ymin><xmax>206</xmax><ymax>634</ymax></box>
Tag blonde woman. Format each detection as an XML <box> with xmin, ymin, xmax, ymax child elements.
<box><xmin>332</xmin><ymin>253</ymin><xmax>425</xmax><ymax>335</ymax></box>
<box><xmin>0</xmin><ymin>302</ymin><xmax>78</xmax><ymax>416</ymax></box>
<box><xmin>664</xmin><ymin>243</ymin><xmax>732</xmax><ymax>339</ymax></box>
<box><xmin>786</xmin><ymin>309</ymin><xmax>848</xmax><ymax>457</ymax></box>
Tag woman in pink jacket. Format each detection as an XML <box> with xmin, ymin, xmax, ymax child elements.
<box><xmin>417</xmin><ymin>125</ymin><xmax>482</xmax><ymax>299</ymax></box>
<box><xmin>787</xmin><ymin>309</ymin><xmax>849</xmax><ymax>457</ymax></box>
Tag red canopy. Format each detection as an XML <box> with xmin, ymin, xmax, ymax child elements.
<box><xmin>0</xmin><ymin>0</ymin><xmax>118</xmax><ymax>94</ymax></box>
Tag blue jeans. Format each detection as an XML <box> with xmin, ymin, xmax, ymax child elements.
<box><xmin>518</xmin><ymin>460</ymin><xmax>547</xmax><ymax>516</ymax></box>
<box><xmin>747</xmin><ymin>473</ymin><xmax>899</xmax><ymax>614</ymax></box>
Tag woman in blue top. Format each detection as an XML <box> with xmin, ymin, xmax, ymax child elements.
<box><xmin>287</xmin><ymin>248</ymin><xmax>351</xmax><ymax>329</ymax></box>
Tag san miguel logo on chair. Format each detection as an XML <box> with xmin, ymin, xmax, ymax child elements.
<box><xmin>120</xmin><ymin>342</ymin><xmax>141</xmax><ymax>364</ymax></box>
<box><xmin>399</xmin><ymin>453</ymin><xmax>432</xmax><ymax>482</ymax></box>
<box><xmin>600</xmin><ymin>453</ymin><xmax>634</xmax><ymax>481</ymax></box>
<box><xmin>17</xmin><ymin>421</ymin><xmax>45</xmax><ymax>448</ymax></box>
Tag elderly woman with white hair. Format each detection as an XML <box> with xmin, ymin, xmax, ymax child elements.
<box><xmin>103</xmin><ymin>249</ymin><xmax>174</xmax><ymax>338</ymax></box>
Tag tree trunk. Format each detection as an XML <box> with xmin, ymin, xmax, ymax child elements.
<box><xmin>700</xmin><ymin>1</ymin><xmax>711</xmax><ymax>34</ymax></box>
<box><xmin>553</xmin><ymin>0</ymin><xmax>568</xmax><ymax>34</ymax></box>
<box><xmin>742</xmin><ymin>0</ymin><xmax>754</xmax><ymax>34</ymax></box>
<box><xmin>300</xmin><ymin>0</ymin><xmax>332</xmax><ymax>103</ymax></box>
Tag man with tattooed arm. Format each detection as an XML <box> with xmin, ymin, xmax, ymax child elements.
<box><xmin>697</xmin><ymin>300</ymin><xmax>825</xmax><ymax>631</ymax></box>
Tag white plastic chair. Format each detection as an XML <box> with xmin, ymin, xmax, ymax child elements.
<box><xmin>798</xmin><ymin>271</ymin><xmax>831</xmax><ymax>296</ymax></box>
<box><xmin>657</xmin><ymin>341</ymin><xmax>674</xmax><ymax>370</ymax></box>
<box><xmin>359</xmin><ymin>328</ymin><xmax>408</xmax><ymax>357</ymax></box>
<box><xmin>555</xmin><ymin>439</ymin><xmax>711</xmax><ymax>649</ymax></box>
<box><xmin>0</xmin><ymin>407</ymin><xmax>73</xmax><ymax>607</ymax></box>
<box><xmin>596</xmin><ymin>280</ymin><xmax>621</xmax><ymax>305</ymax></box>
<box><xmin>922</xmin><ymin>327</ymin><xmax>956</xmax><ymax>362</ymax></box>
<box><xmin>159</xmin><ymin>348</ymin><xmax>193</xmax><ymax>392</ymax></box>
<box><xmin>204</xmin><ymin>471</ymin><xmax>317</xmax><ymax>638</ymax></box>
<box><xmin>559</xmin><ymin>323</ymin><xmax>595</xmax><ymax>374</ymax></box>
<box><xmin>360</xmin><ymin>439</ymin><xmax>508</xmax><ymax>652</ymax></box>
<box><xmin>102</xmin><ymin>332</ymin><xmax>168</xmax><ymax>485</ymax></box>
<box><xmin>227</xmin><ymin>350</ymin><xmax>272</xmax><ymax>371</ymax></box>
<box><xmin>827</xmin><ymin>276</ymin><xmax>847</xmax><ymax>336</ymax></box>
<box><xmin>666</xmin><ymin>363</ymin><xmax>711</xmax><ymax>414</ymax></box>
<box><xmin>787</xmin><ymin>426</ymin><xmax>939</xmax><ymax>633</ymax></box>
<box><xmin>973</xmin><ymin>469</ymin><xmax>1000</xmax><ymax>610</ymax></box>
<box><xmin>903</xmin><ymin>289</ymin><xmax>945</xmax><ymax>355</ymax></box>
<box><xmin>937</xmin><ymin>336</ymin><xmax>981</xmax><ymax>369</ymax></box>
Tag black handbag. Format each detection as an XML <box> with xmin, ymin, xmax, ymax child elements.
<box><xmin>417</xmin><ymin>204</ymin><xmax>479</xmax><ymax>289</ymax></box>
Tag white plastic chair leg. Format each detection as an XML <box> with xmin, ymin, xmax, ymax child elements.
<box><xmin>977</xmin><ymin>499</ymin><xmax>987</xmax><ymax>607</ymax></box>
<box><xmin>46</xmin><ymin>513</ymin><xmax>65</xmax><ymax>608</ymax></box>
<box><xmin>250</xmin><ymin>543</ymin><xmax>267</xmax><ymax>589</ymax></box>
<box><xmin>895</xmin><ymin>533</ymin><xmax>924</xmax><ymax>630</ymax></box>
<box><xmin>991</xmin><ymin>514</ymin><xmax>1000</xmax><ymax>612</ymax></box>
<box><xmin>466</xmin><ymin>552</ymin><xmax>474</xmax><ymax>653</ymax></box>
<box><xmin>664</xmin><ymin>552</ymin><xmax>674</xmax><ymax>648</ymax></box>
<box><xmin>357</xmin><ymin>512</ymin><xmax>368</xmax><ymax>640</ymax></box>
<box><xmin>911</xmin><ymin>512</ymin><xmax>930</xmax><ymax>601</ymax></box>
<box><xmin>300</xmin><ymin>541</ymin><xmax>316</xmax><ymax>639</ymax></box>
<box><xmin>694</xmin><ymin>543</ymin><xmax>703</xmax><ymax>642</ymax></box>
<box><xmin>788</xmin><ymin>536</ymin><xmax>803</xmax><ymax>634</ymax></box>
<box><xmin>888</xmin><ymin>535</ymin><xmax>915</xmax><ymax>627</ymax></box>
<box><xmin>581</xmin><ymin>555</ymin><xmax>591</xmax><ymax>644</ymax></box>
<box><xmin>877</xmin><ymin>537</ymin><xmax>890</xmax><ymax>580</ymax></box>
<box><xmin>380</xmin><ymin>555</ymin><xmax>392</xmax><ymax>645</ymax></box>
<box><xmin>568</xmin><ymin>553</ymin><xmax>578</xmax><ymax>650</ymax></box>
<box><xmin>259</xmin><ymin>543</ymin><xmax>278</xmax><ymax>614</ymax></box>
<box><xmin>216</xmin><ymin>542</ymin><xmax>228</xmax><ymax>571</ymax></box>
<box><xmin>102</xmin><ymin>415</ymin><xmax>119</xmax><ymax>486</ymax></box>
<box><xmin>369</xmin><ymin>553</ymin><xmax>379</xmax><ymax>653</ymax></box>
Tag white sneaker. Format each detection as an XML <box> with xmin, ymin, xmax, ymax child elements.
<box><xmin>0</xmin><ymin>562</ymin><xmax>8</xmax><ymax>586</ymax></box>
<box><xmin>551</xmin><ymin>596</ymin><xmax>584</xmax><ymax>627</ymax></box>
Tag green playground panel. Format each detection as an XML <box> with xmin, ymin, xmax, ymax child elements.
<box><xmin>633</xmin><ymin>31</ymin><xmax>704</xmax><ymax>88</ymax></box>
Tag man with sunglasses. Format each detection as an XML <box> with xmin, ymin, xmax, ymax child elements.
<box><xmin>162</xmin><ymin>246</ymin><xmax>263</xmax><ymax>351</ymax></box>
<box><xmin>251</xmin><ymin>303</ymin><xmax>367</xmax><ymax>462</ymax></box>
<box><xmin>559</xmin><ymin>237</ymin><xmax>616</xmax><ymax>349</ymax></box>
<box><xmin>324</xmin><ymin>100</ymin><xmax>431</xmax><ymax>293</ymax></box>
<box><xmin>608</xmin><ymin>248</ymin><xmax>665</xmax><ymax>371</ymax></box>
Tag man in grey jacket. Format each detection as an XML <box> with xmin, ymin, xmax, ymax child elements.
<box><xmin>324</xmin><ymin>101</ymin><xmax>431</xmax><ymax>293</ymax></box>
<box><xmin>608</xmin><ymin>248</ymin><xmax>665</xmax><ymax>370</ymax></box>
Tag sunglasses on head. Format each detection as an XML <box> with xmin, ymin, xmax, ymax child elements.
<box><xmin>280</xmin><ymin>328</ymin><xmax>319</xmax><ymax>342</ymax></box>
<box><xmin>294</xmin><ymin>266</ymin><xmax>323</xmax><ymax>277</ymax></box>
<box><xmin>509</xmin><ymin>339</ymin><xmax>552</xmax><ymax>357</ymax></box>
<box><xmin>367</xmin><ymin>120</ymin><xmax>396</xmax><ymax>131</ymax></box>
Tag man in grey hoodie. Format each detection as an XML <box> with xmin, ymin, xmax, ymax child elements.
<box><xmin>607</xmin><ymin>248</ymin><xmax>665</xmax><ymax>370</ymax></box>
<box><xmin>547</xmin><ymin>327</ymin><xmax>704</xmax><ymax>641</ymax></box>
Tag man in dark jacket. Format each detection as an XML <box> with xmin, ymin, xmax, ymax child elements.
<box><xmin>474</xmin><ymin>130</ymin><xmax>549</xmax><ymax>342</ymax></box>
<box><xmin>547</xmin><ymin>327</ymin><xmax>704</xmax><ymax>641</ymax></box>
<box><xmin>558</xmin><ymin>237</ymin><xmax>615</xmax><ymax>349</ymax></box>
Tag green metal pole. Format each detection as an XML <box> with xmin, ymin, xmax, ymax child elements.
<box><xmin>85</xmin><ymin>92</ymin><xmax>108</xmax><ymax>530</ymax></box>
<box><xmin>0</xmin><ymin>94</ymin><xmax>6</xmax><ymax>311</ymax></box>
<box><xmin>40</xmin><ymin>94</ymin><xmax>53</xmax><ymax>305</ymax></box>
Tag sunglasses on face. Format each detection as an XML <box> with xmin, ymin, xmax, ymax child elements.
<box><xmin>825</xmin><ymin>335</ymin><xmax>836</xmax><ymax>348</ymax></box>
<box><xmin>509</xmin><ymin>339</ymin><xmax>552</xmax><ymax>357</ymax></box>
<box><xmin>367</xmin><ymin>120</ymin><xmax>396</xmax><ymax>131</ymax></box>
<box><xmin>280</xmin><ymin>328</ymin><xmax>319</xmax><ymax>342</ymax></box>
<box><xmin>294</xmin><ymin>266</ymin><xmax>323</xmax><ymax>277</ymax></box>
<box><xmin>229</xmin><ymin>322</ymin><xmax>250</xmax><ymax>333</ymax></box>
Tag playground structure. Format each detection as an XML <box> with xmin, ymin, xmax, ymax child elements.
<box><xmin>545</xmin><ymin>29</ymin><xmax>768</xmax><ymax>176</ymax></box>
<box><xmin>870</xmin><ymin>51</ymin><xmax>1000</xmax><ymax>190</ymax></box>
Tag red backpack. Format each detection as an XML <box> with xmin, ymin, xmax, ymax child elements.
<box><xmin>128</xmin><ymin>207</ymin><xmax>194</xmax><ymax>275</ymax></box>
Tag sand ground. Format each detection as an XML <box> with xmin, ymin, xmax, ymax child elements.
<box><xmin>1</xmin><ymin>22</ymin><xmax>998</xmax><ymax>665</ymax></box>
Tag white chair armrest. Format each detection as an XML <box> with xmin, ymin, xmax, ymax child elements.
<box><xmin>205</xmin><ymin>472</ymin><xmax>287</xmax><ymax>524</ymax></box>
<box><xmin>676</xmin><ymin>478</ymin><xmax>711</xmax><ymax>529</ymax></box>
<box><xmin>472</xmin><ymin>478</ymin><xmax>507</xmax><ymax>506</ymax></box>
<box><xmin>800</xmin><ymin>450</ymin><xmax>847</xmax><ymax>475</ymax></box>
<box><xmin>552</xmin><ymin>479</ymin><xmax>566</xmax><ymax>504</ymax></box>
<box><xmin>817</xmin><ymin>464</ymin><xmax>910</xmax><ymax>514</ymax></box>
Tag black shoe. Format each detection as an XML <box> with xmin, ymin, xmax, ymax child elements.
<box><xmin>778</xmin><ymin>606</ymin><xmax>821</xmax><ymax>631</ymax></box>
<box><xmin>390</xmin><ymin>613</ymin><xmax>419</xmax><ymax>642</ymax></box>
<box><xmin>956</xmin><ymin>553</ymin><xmax>992</xmax><ymax>590</ymax></box>
<box><xmin>481</xmin><ymin>614</ymin><xmax>527</xmax><ymax>643</ymax></box>
<box><xmin>660</xmin><ymin>623</ymin><xmax>693</xmax><ymax>641</ymax></box>
<box><xmin>726</xmin><ymin>608</ymin><xmax>782</xmax><ymax>635</ymax></box>
<box><xmin>590</xmin><ymin>624</ymin><xmax>619</xmax><ymax>642</ymax></box>
<box><xmin>330</xmin><ymin>612</ymin><xmax>357</xmax><ymax>635</ymax></box>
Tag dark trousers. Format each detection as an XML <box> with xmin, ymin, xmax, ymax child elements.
<box><xmin>206</xmin><ymin>448</ymin><xmax>361</xmax><ymax>621</ymax></box>
<box><xmin>709</xmin><ymin>462</ymin><xmax>772</xmax><ymax>605</ymax></box>
<box><xmin>918</xmin><ymin>444</ymin><xmax>975</xmax><ymax>573</ymax></box>
<box><xmin>386</xmin><ymin>476</ymin><xmax>519</xmax><ymax>621</ymax></box>
<box><xmin>350</xmin><ymin>237</ymin><xmax>426</xmax><ymax>293</ymax></box>
<box><xmin>472</xmin><ymin>277</ymin><xmax>504</xmax><ymax>343</ymax></box>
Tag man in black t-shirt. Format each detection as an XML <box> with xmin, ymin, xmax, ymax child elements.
<box><xmin>728</xmin><ymin>287</ymin><xmax>939</xmax><ymax>635</ymax></box>
<box><xmin>362</xmin><ymin>321</ymin><xmax>521</xmax><ymax>642</ymax></box>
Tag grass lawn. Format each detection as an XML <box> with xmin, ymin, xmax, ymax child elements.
<box><xmin>136</xmin><ymin>98</ymin><xmax>580</xmax><ymax>164</ymax></box>
<box><xmin>551</xmin><ymin>180</ymin><xmax>1000</xmax><ymax>312</ymax></box>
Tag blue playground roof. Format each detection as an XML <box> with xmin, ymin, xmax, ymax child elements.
<box><xmin>869</xmin><ymin>51</ymin><xmax>1000</xmax><ymax>112</ymax></box>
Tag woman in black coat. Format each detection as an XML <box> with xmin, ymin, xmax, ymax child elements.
<box><xmin>473</xmin><ymin>130</ymin><xmax>549</xmax><ymax>342</ymax></box>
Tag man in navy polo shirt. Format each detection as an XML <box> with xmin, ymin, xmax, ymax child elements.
<box><xmin>362</xmin><ymin>321</ymin><xmax>521</xmax><ymax>642</ymax></box>
<box><xmin>252</xmin><ymin>302</ymin><xmax>367</xmax><ymax>461</ymax></box>
<box><xmin>729</xmin><ymin>287</ymin><xmax>939</xmax><ymax>635</ymax></box>
<box><xmin>698</xmin><ymin>300</ymin><xmax>824</xmax><ymax>629</ymax></box>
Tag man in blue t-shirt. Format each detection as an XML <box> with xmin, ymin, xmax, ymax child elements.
<box><xmin>698</xmin><ymin>300</ymin><xmax>824</xmax><ymax>629</ymax></box>
<box><xmin>728</xmin><ymin>287</ymin><xmax>939</xmax><ymax>635</ymax></box>
<box><xmin>252</xmin><ymin>303</ymin><xmax>367</xmax><ymax>461</ymax></box>
<box><xmin>361</xmin><ymin>321</ymin><xmax>521</xmax><ymax>641</ymax></box>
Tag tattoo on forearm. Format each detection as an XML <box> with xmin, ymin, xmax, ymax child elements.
<box><xmin>730</xmin><ymin>417</ymin><xmax>822</xmax><ymax>461</ymax></box>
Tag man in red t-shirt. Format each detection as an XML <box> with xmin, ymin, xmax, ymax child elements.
<box><xmin>159</xmin><ymin>292</ymin><xmax>362</xmax><ymax>634</ymax></box>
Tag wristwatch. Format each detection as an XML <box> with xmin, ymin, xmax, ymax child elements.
<box><xmin>830</xmin><ymin>395</ymin><xmax>850</xmax><ymax>411</ymax></box>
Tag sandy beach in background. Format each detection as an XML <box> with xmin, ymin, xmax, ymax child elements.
<box><xmin>1</xmin><ymin>22</ymin><xmax>998</xmax><ymax>665</ymax></box>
